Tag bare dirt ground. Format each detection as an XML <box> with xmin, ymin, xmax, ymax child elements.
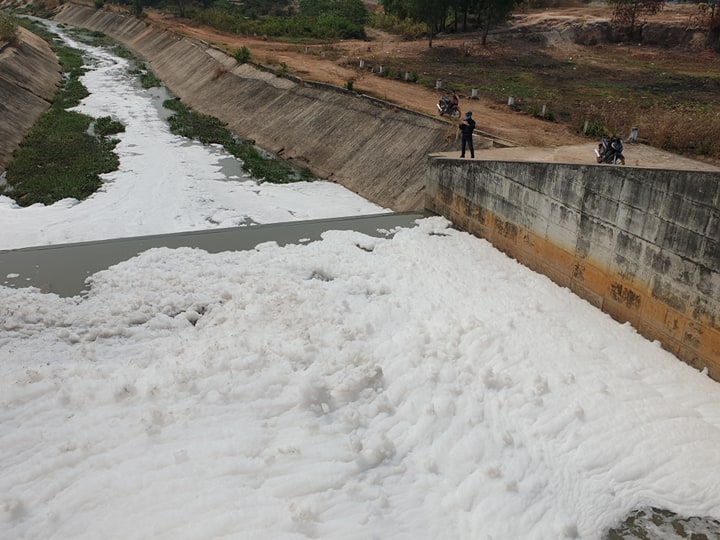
<box><xmin>142</xmin><ymin>4</ymin><xmax>719</xmax><ymax>170</ymax></box>
<box><xmin>146</xmin><ymin>8</ymin><xmax>584</xmax><ymax>145</ymax></box>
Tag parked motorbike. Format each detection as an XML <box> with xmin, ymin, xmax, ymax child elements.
<box><xmin>437</xmin><ymin>94</ymin><xmax>460</xmax><ymax>119</ymax></box>
<box><xmin>595</xmin><ymin>136</ymin><xmax>625</xmax><ymax>165</ymax></box>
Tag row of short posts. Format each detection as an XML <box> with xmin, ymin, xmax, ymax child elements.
<box><xmin>435</xmin><ymin>79</ymin><xmax>480</xmax><ymax>99</ymax></box>
<box><xmin>360</xmin><ymin>60</ymin><xmax>395</xmax><ymax>76</ymax></box>
<box><xmin>306</xmin><ymin>47</ymin><xmax>328</xmax><ymax>59</ymax></box>
<box><xmin>320</xmin><ymin>54</ymin><xmax>491</xmax><ymax>99</ymax></box>
<box><xmin>309</xmin><ymin>47</ymin><xmax>645</xmax><ymax>142</ymax></box>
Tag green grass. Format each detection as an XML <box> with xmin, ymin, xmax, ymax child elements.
<box><xmin>94</xmin><ymin>116</ymin><xmax>126</xmax><ymax>136</ymax></box>
<box><xmin>60</xmin><ymin>25</ymin><xmax>162</xmax><ymax>89</ymax></box>
<box><xmin>4</xmin><ymin>110</ymin><xmax>120</xmax><ymax>206</ymax></box>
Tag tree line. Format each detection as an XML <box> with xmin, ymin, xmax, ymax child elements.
<box><xmin>380</xmin><ymin>0</ymin><xmax>521</xmax><ymax>47</ymax></box>
<box><xmin>109</xmin><ymin>0</ymin><xmax>371</xmax><ymax>40</ymax></box>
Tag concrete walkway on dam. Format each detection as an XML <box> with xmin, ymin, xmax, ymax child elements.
<box><xmin>0</xmin><ymin>212</ymin><xmax>427</xmax><ymax>298</ymax></box>
<box><xmin>433</xmin><ymin>142</ymin><xmax>720</xmax><ymax>172</ymax></box>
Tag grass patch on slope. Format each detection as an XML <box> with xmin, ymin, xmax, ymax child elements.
<box><xmin>163</xmin><ymin>98</ymin><xmax>314</xmax><ymax>184</ymax></box>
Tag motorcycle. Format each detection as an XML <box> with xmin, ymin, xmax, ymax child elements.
<box><xmin>437</xmin><ymin>94</ymin><xmax>460</xmax><ymax>119</ymax></box>
<box><xmin>595</xmin><ymin>136</ymin><xmax>625</xmax><ymax>165</ymax></box>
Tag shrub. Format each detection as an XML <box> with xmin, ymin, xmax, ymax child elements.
<box><xmin>581</xmin><ymin>120</ymin><xmax>606</xmax><ymax>137</ymax></box>
<box><xmin>234</xmin><ymin>45</ymin><xmax>251</xmax><ymax>63</ymax></box>
<box><xmin>130</xmin><ymin>0</ymin><xmax>143</xmax><ymax>18</ymax></box>
<box><xmin>94</xmin><ymin>116</ymin><xmax>125</xmax><ymax>136</ymax></box>
<box><xmin>0</xmin><ymin>11</ymin><xmax>19</xmax><ymax>44</ymax></box>
<box><xmin>368</xmin><ymin>12</ymin><xmax>426</xmax><ymax>40</ymax></box>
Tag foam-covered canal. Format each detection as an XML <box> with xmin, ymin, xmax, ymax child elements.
<box><xmin>0</xmin><ymin>18</ymin><xmax>388</xmax><ymax>251</ymax></box>
<box><xmin>1</xmin><ymin>17</ymin><xmax>720</xmax><ymax>540</ymax></box>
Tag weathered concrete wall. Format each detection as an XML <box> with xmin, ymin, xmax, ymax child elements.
<box><xmin>0</xmin><ymin>27</ymin><xmax>60</xmax><ymax>173</ymax></box>
<box><xmin>54</xmin><ymin>3</ymin><xmax>455</xmax><ymax>211</ymax></box>
<box><xmin>427</xmin><ymin>158</ymin><xmax>720</xmax><ymax>379</ymax></box>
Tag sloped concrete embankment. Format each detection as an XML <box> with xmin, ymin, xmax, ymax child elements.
<box><xmin>0</xmin><ymin>27</ymin><xmax>61</xmax><ymax>173</ymax></box>
<box><xmin>54</xmin><ymin>3</ymin><xmax>455</xmax><ymax>211</ymax></box>
<box><xmin>427</xmin><ymin>158</ymin><xmax>720</xmax><ymax>380</ymax></box>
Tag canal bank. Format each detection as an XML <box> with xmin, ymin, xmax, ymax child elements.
<box><xmin>0</xmin><ymin>25</ymin><xmax>60</xmax><ymax>172</ymax></box>
<box><xmin>52</xmin><ymin>3</ymin><xmax>456</xmax><ymax>212</ymax></box>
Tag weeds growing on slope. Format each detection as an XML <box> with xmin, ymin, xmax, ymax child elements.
<box><xmin>163</xmin><ymin>98</ymin><xmax>314</xmax><ymax>183</ymax></box>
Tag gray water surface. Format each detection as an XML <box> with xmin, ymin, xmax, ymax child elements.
<box><xmin>0</xmin><ymin>212</ymin><xmax>427</xmax><ymax>297</ymax></box>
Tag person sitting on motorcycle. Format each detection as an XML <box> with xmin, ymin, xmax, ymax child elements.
<box><xmin>451</xmin><ymin>93</ymin><xmax>459</xmax><ymax>111</ymax></box>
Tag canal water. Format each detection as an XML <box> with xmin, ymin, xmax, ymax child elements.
<box><xmin>0</xmin><ymin>212</ymin><xmax>427</xmax><ymax>297</ymax></box>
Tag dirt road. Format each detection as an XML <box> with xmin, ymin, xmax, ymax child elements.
<box><xmin>142</xmin><ymin>5</ymin><xmax>718</xmax><ymax>169</ymax></box>
<box><xmin>144</xmin><ymin>8</ymin><xmax>586</xmax><ymax>147</ymax></box>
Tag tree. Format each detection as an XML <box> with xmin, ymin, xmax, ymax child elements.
<box><xmin>410</xmin><ymin>0</ymin><xmax>451</xmax><ymax>47</ymax></box>
<box><xmin>130</xmin><ymin>0</ymin><xmax>144</xmax><ymax>17</ymax></box>
<box><xmin>382</xmin><ymin>0</ymin><xmax>520</xmax><ymax>46</ymax></box>
<box><xmin>473</xmin><ymin>0</ymin><xmax>519</xmax><ymax>45</ymax></box>
<box><xmin>380</xmin><ymin>0</ymin><xmax>414</xmax><ymax>20</ymax></box>
<box><xmin>300</xmin><ymin>0</ymin><xmax>369</xmax><ymax>25</ymax></box>
<box><xmin>690</xmin><ymin>0</ymin><xmax>720</xmax><ymax>52</ymax></box>
<box><xmin>451</xmin><ymin>0</ymin><xmax>474</xmax><ymax>32</ymax></box>
<box><xmin>336</xmin><ymin>0</ymin><xmax>369</xmax><ymax>26</ymax></box>
<box><xmin>609</xmin><ymin>0</ymin><xmax>665</xmax><ymax>40</ymax></box>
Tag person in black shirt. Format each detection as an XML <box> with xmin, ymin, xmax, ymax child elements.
<box><xmin>459</xmin><ymin>111</ymin><xmax>476</xmax><ymax>158</ymax></box>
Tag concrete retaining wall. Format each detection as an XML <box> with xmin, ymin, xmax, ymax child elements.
<box><xmin>426</xmin><ymin>158</ymin><xmax>720</xmax><ymax>379</ymax></box>
<box><xmin>0</xmin><ymin>27</ymin><xmax>60</xmax><ymax>172</ymax></box>
<box><xmin>54</xmin><ymin>3</ymin><xmax>455</xmax><ymax>211</ymax></box>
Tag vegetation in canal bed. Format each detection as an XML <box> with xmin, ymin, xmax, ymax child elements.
<box><xmin>1</xmin><ymin>20</ymin><xmax>124</xmax><ymax>207</ymax></box>
<box><xmin>62</xmin><ymin>26</ymin><xmax>162</xmax><ymax>89</ymax></box>
<box><xmin>163</xmin><ymin>98</ymin><xmax>314</xmax><ymax>184</ymax></box>
<box><xmin>5</xmin><ymin>17</ymin><xmax>305</xmax><ymax>209</ymax></box>
<box><xmin>3</xmin><ymin>112</ymin><xmax>121</xmax><ymax>206</ymax></box>
<box><xmin>57</xmin><ymin>25</ymin><xmax>309</xmax><ymax>182</ymax></box>
<box><xmin>93</xmin><ymin>116</ymin><xmax>126</xmax><ymax>137</ymax></box>
<box><xmin>136</xmin><ymin>67</ymin><xmax>162</xmax><ymax>89</ymax></box>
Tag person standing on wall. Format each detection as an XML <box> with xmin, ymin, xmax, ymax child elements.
<box><xmin>459</xmin><ymin>111</ymin><xmax>476</xmax><ymax>158</ymax></box>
